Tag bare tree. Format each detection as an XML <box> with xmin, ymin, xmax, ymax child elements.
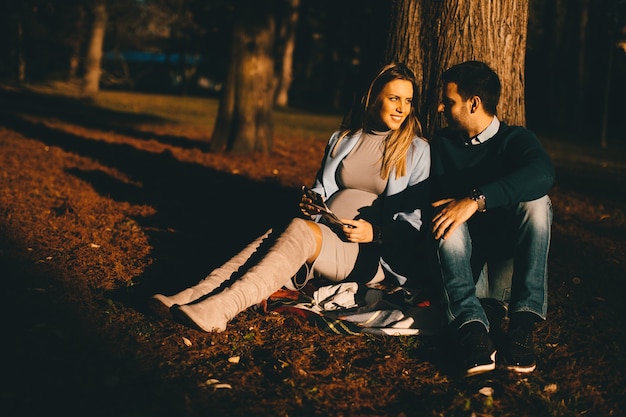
<box><xmin>600</xmin><ymin>0</ymin><xmax>623</xmax><ymax>149</ymax></box>
<box><xmin>274</xmin><ymin>0</ymin><xmax>300</xmax><ymax>107</ymax></box>
<box><xmin>210</xmin><ymin>1</ymin><xmax>276</xmax><ymax>154</ymax></box>
<box><xmin>386</xmin><ymin>0</ymin><xmax>529</xmax><ymax>137</ymax></box>
<box><xmin>82</xmin><ymin>0</ymin><xmax>108</xmax><ymax>96</ymax></box>
<box><xmin>577</xmin><ymin>0</ymin><xmax>590</xmax><ymax>133</ymax></box>
<box><xmin>16</xmin><ymin>16</ymin><xmax>26</xmax><ymax>83</ymax></box>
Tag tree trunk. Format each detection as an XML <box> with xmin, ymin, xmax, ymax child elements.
<box><xmin>82</xmin><ymin>1</ymin><xmax>107</xmax><ymax>96</ymax></box>
<box><xmin>209</xmin><ymin>44</ymin><xmax>238</xmax><ymax>152</ymax></box>
<box><xmin>600</xmin><ymin>1</ymin><xmax>619</xmax><ymax>150</ymax></box>
<box><xmin>210</xmin><ymin>2</ymin><xmax>276</xmax><ymax>154</ymax></box>
<box><xmin>16</xmin><ymin>17</ymin><xmax>26</xmax><ymax>84</ymax></box>
<box><xmin>386</xmin><ymin>0</ymin><xmax>529</xmax><ymax>138</ymax></box>
<box><xmin>600</xmin><ymin>41</ymin><xmax>613</xmax><ymax>150</ymax></box>
<box><xmin>577</xmin><ymin>0</ymin><xmax>590</xmax><ymax>132</ymax></box>
<box><xmin>274</xmin><ymin>0</ymin><xmax>300</xmax><ymax>107</ymax></box>
<box><xmin>67</xmin><ymin>4</ymin><xmax>86</xmax><ymax>81</ymax></box>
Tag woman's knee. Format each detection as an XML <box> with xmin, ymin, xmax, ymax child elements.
<box><xmin>303</xmin><ymin>220</ymin><xmax>323</xmax><ymax>263</ymax></box>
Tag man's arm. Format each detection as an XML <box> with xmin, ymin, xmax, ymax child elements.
<box><xmin>479</xmin><ymin>128</ymin><xmax>555</xmax><ymax>209</ymax></box>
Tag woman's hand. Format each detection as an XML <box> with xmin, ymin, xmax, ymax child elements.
<box><xmin>299</xmin><ymin>194</ymin><xmax>321</xmax><ymax>219</ymax></box>
<box><xmin>340</xmin><ymin>219</ymin><xmax>374</xmax><ymax>243</ymax></box>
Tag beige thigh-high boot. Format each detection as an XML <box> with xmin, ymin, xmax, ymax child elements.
<box><xmin>149</xmin><ymin>229</ymin><xmax>272</xmax><ymax>319</ymax></box>
<box><xmin>172</xmin><ymin>218</ymin><xmax>317</xmax><ymax>332</ymax></box>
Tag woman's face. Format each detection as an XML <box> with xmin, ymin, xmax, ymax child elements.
<box><xmin>373</xmin><ymin>79</ymin><xmax>414</xmax><ymax>131</ymax></box>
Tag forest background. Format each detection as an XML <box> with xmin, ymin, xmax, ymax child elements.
<box><xmin>1</xmin><ymin>0</ymin><xmax>625</xmax><ymax>145</ymax></box>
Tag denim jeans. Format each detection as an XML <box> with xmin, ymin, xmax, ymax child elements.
<box><xmin>434</xmin><ymin>195</ymin><xmax>552</xmax><ymax>331</ymax></box>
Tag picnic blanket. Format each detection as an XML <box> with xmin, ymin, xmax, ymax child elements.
<box><xmin>260</xmin><ymin>282</ymin><xmax>443</xmax><ymax>336</ymax></box>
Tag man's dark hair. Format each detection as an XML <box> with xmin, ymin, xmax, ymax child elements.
<box><xmin>441</xmin><ymin>61</ymin><xmax>501</xmax><ymax>115</ymax></box>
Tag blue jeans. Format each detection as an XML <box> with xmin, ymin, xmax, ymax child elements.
<box><xmin>434</xmin><ymin>196</ymin><xmax>552</xmax><ymax>331</ymax></box>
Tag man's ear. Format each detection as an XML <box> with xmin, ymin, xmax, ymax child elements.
<box><xmin>470</xmin><ymin>96</ymin><xmax>481</xmax><ymax>113</ymax></box>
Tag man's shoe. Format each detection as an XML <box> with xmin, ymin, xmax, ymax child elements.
<box><xmin>457</xmin><ymin>322</ymin><xmax>496</xmax><ymax>377</ymax></box>
<box><xmin>480</xmin><ymin>298</ymin><xmax>508</xmax><ymax>348</ymax></box>
<box><xmin>480</xmin><ymin>298</ymin><xmax>508</xmax><ymax>328</ymax></box>
<box><xmin>503</xmin><ymin>325</ymin><xmax>537</xmax><ymax>373</ymax></box>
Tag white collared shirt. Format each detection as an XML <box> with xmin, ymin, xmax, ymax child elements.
<box><xmin>466</xmin><ymin>116</ymin><xmax>500</xmax><ymax>145</ymax></box>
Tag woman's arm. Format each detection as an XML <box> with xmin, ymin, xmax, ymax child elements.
<box><xmin>381</xmin><ymin>138</ymin><xmax>431</xmax><ymax>245</ymax></box>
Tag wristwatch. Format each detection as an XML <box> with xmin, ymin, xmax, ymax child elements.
<box><xmin>470</xmin><ymin>189</ymin><xmax>487</xmax><ymax>212</ymax></box>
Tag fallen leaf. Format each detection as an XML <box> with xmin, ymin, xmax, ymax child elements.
<box><xmin>205</xmin><ymin>379</ymin><xmax>232</xmax><ymax>389</ymax></box>
<box><xmin>544</xmin><ymin>383</ymin><xmax>558</xmax><ymax>394</ymax></box>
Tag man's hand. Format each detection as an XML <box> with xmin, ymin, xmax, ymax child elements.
<box><xmin>431</xmin><ymin>197</ymin><xmax>479</xmax><ymax>240</ymax></box>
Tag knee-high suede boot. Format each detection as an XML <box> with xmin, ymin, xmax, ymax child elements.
<box><xmin>172</xmin><ymin>218</ymin><xmax>317</xmax><ymax>332</ymax></box>
<box><xmin>149</xmin><ymin>229</ymin><xmax>272</xmax><ymax>319</ymax></box>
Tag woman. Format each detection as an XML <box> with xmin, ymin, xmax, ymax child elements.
<box><xmin>150</xmin><ymin>63</ymin><xmax>431</xmax><ymax>332</ymax></box>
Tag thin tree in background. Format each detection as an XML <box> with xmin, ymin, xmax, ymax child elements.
<box><xmin>2</xmin><ymin>1</ymin><xmax>28</xmax><ymax>84</ymax></box>
<box><xmin>386</xmin><ymin>0</ymin><xmax>529</xmax><ymax>138</ymax></box>
<box><xmin>67</xmin><ymin>4</ymin><xmax>87</xmax><ymax>81</ymax></box>
<box><xmin>82</xmin><ymin>0</ymin><xmax>108</xmax><ymax>96</ymax></box>
<box><xmin>600</xmin><ymin>0</ymin><xmax>621</xmax><ymax>150</ymax></box>
<box><xmin>16</xmin><ymin>16</ymin><xmax>26</xmax><ymax>83</ymax></box>
<box><xmin>577</xmin><ymin>0</ymin><xmax>590</xmax><ymax>133</ymax></box>
<box><xmin>274</xmin><ymin>0</ymin><xmax>300</xmax><ymax>107</ymax></box>
<box><xmin>210</xmin><ymin>1</ymin><xmax>276</xmax><ymax>154</ymax></box>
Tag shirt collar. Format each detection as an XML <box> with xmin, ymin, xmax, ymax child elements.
<box><xmin>468</xmin><ymin>116</ymin><xmax>500</xmax><ymax>145</ymax></box>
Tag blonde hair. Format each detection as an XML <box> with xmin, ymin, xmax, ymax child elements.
<box><xmin>334</xmin><ymin>63</ymin><xmax>424</xmax><ymax>180</ymax></box>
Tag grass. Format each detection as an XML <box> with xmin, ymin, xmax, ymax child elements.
<box><xmin>94</xmin><ymin>90</ymin><xmax>344</xmax><ymax>135</ymax></box>
<box><xmin>1</xmin><ymin>82</ymin><xmax>625</xmax><ymax>417</ymax></box>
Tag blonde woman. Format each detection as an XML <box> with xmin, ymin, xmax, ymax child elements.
<box><xmin>150</xmin><ymin>63</ymin><xmax>431</xmax><ymax>332</ymax></box>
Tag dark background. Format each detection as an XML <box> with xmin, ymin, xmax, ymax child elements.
<box><xmin>0</xmin><ymin>0</ymin><xmax>624</xmax><ymax>142</ymax></box>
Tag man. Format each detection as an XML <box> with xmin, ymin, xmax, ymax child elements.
<box><xmin>430</xmin><ymin>60</ymin><xmax>554</xmax><ymax>376</ymax></box>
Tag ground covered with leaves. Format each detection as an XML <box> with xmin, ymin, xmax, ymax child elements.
<box><xmin>1</xmin><ymin>83</ymin><xmax>625</xmax><ymax>417</ymax></box>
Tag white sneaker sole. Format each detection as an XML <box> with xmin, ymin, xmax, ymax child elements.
<box><xmin>465</xmin><ymin>351</ymin><xmax>497</xmax><ymax>377</ymax></box>
<box><xmin>506</xmin><ymin>362</ymin><xmax>537</xmax><ymax>373</ymax></box>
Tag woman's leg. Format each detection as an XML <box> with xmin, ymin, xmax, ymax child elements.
<box><xmin>149</xmin><ymin>229</ymin><xmax>272</xmax><ymax>318</ymax></box>
<box><xmin>172</xmin><ymin>218</ymin><xmax>320</xmax><ymax>332</ymax></box>
<box><xmin>311</xmin><ymin>224</ymin><xmax>384</xmax><ymax>284</ymax></box>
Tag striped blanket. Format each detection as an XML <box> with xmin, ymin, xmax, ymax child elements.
<box><xmin>261</xmin><ymin>282</ymin><xmax>443</xmax><ymax>336</ymax></box>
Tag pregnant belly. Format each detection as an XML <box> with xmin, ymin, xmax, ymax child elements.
<box><xmin>326</xmin><ymin>189</ymin><xmax>379</xmax><ymax>220</ymax></box>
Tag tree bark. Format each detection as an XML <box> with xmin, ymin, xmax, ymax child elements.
<box><xmin>600</xmin><ymin>1</ymin><xmax>619</xmax><ymax>150</ymax></box>
<box><xmin>16</xmin><ymin>16</ymin><xmax>26</xmax><ymax>84</ymax></box>
<box><xmin>386</xmin><ymin>0</ymin><xmax>529</xmax><ymax>138</ymax></box>
<box><xmin>274</xmin><ymin>0</ymin><xmax>300</xmax><ymax>107</ymax></box>
<box><xmin>209</xmin><ymin>42</ymin><xmax>238</xmax><ymax>152</ymax></box>
<box><xmin>577</xmin><ymin>0</ymin><xmax>590</xmax><ymax>132</ymax></box>
<box><xmin>82</xmin><ymin>1</ymin><xmax>107</xmax><ymax>96</ymax></box>
<box><xmin>210</xmin><ymin>2</ymin><xmax>276</xmax><ymax>154</ymax></box>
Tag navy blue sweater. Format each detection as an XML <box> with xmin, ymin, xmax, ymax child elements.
<box><xmin>430</xmin><ymin>122</ymin><xmax>555</xmax><ymax>210</ymax></box>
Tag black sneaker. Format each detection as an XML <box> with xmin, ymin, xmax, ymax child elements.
<box><xmin>457</xmin><ymin>322</ymin><xmax>496</xmax><ymax>377</ymax></box>
<box><xmin>480</xmin><ymin>298</ymin><xmax>508</xmax><ymax>349</ymax></box>
<box><xmin>503</xmin><ymin>325</ymin><xmax>537</xmax><ymax>373</ymax></box>
<box><xmin>480</xmin><ymin>298</ymin><xmax>508</xmax><ymax>328</ymax></box>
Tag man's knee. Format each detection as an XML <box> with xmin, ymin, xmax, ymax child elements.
<box><xmin>518</xmin><ymin>195</ymin><xmax>552</xmax><ymax>228</ymax></box>
<box><xmin>436</xmin><ymin>222</ymin><xmax>471</xmax><ymax>256</ymax></box>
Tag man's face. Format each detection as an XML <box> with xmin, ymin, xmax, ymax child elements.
<box><xmin>438</xmin><ymin>82</ymin><xmax>472</xmax><ymax>132</ymax></box>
